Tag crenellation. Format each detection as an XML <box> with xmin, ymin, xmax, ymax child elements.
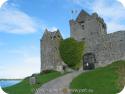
<box><xmin>70</xmin><ymin>10</ymin><xmax>125</xmax><ymax>68</ymax></box>
<box><xmin>40</xmin><ymin>29</ymin><xmax>64</xmax><ymax>72</ymax></box>
<box><xmin>40</xmin><ymin>9</ymin><xmax>125</xmax><ymax>71</ymax></box>
<box><xmin>76</xmin><ymin>10</ymin><xmax>90</xmax><ymax>23</ymax></box>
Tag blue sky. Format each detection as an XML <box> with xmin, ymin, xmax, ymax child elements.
<box><xmin>0</xmin><ymin>0</ymin><xmax>125</xmax><ymax>79</ymax></box>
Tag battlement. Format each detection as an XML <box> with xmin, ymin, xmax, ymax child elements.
<box><xmin>76</xmin><ymin>10</ymin><xmax>90</xmax><ymax>23</ymax></box>
<box><xmin>76</xmin><ymin>10</ymin><xmax>107</xmax><ymax>31</ymax></box>
<box><xmin>41</xmin><ymin>9</ymin><xmax>125</xmax><ymax>71</ymax></box>
<box><xmin>41</xmin><ymin>29</ymin><xmax>62</xmax><ymax>41</ymax></box>
<box><xmin>70</xmin><ymin>10</ymin><xmax>125</xmax><ymax>68</ymax></box>
<box><xmin>40</xmin><ymin>29</ymin><xmax>64</xmax><ymax>72</ymax></box>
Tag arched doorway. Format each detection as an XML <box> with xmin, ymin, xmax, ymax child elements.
<box><xmin>83</xmin><ymin>53</ymin><xmax>96</xmax><ymax>70</ymax></box>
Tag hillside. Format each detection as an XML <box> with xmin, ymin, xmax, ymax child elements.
<box><xmin>3</xmin><ymin>71</ymin><xmax>64</xmax><ymax>94</ymax></box>
<box><xmin>70</xmin><ymin>61</ymin><xmax>125</xmax><ymax>94</ymax></box>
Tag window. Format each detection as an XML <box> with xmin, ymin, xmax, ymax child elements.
<box><xmin>55</xmin><ymin>47</ymin><xmax>57</xmax><ymax>50</ymax></box>
<box><xmin>81</xmin><ymin>24</ymin><xmax>84</xmax><ymax>29</ymax></box>
<box><xmin>58</xmin><ymin>35</ymin><xmax>60</xmax><ymax>38</ymax></box>
<box><xmin>79</xmin><ymin>21</ymin><xmax>85</xmax><ymax>29</ymax></box>
<box><xmin>90</xmin><ymin>32</ymin><xmax>93</xmax><ymax>35</ymax></box>
<box><xmin>54</xmin><ymin>36</ymin><xmax>56</xmax><ymax>38</ymax></box>
<box><xmin>56</xmin><ymin>66</ymin><xmax>63</xmax><ymax>71</ymax></box>
<box><xmin>82</xmin><ymin>38</ymin><xmax>85</xmax><ymax>40</ymax></box>
<box><xmin>50</xmin><ymin>36</ymin><xmax>54</xmax><ymax>40</ymax></box>
<box><xmin>79</xmin><ymin>21</ymin><xmax>85</xmax><ymax>24</ymax></box>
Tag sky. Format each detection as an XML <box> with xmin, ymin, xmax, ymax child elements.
<box><xmin>0</xmin><ymin>0</ymin><xmax>125</xmax><ymax>79</ymax></box>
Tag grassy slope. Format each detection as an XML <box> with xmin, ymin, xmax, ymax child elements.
<box><xmin>3</xmin><ymin>71</ymin><xmax>63</xmax><ymax>94</ymax></box>
<box><xmin>70</xmin><ymin>61</ymin><xmax>125</xmax><ymax>94</ymax></box>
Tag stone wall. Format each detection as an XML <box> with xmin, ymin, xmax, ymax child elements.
<box><xmin>70</xmin><ymin>10</ymin><xmax>107</xmax><ymax>59</ymax></box>
<box><xmin>70</xmin><ymin>10</ymin><xmax>125</xmax><ymax>67</ymax></box>
<box><xmin>108</xmin><ymin>31</ymin><xmax>125</xmax><ymax>61</ymax></box>
<box><xmin>40</xmin><ymin>29</ymin><xmax>64</xmax><ymax>72</ymax></box>
<box><xmin>40</xmin><ymin>10</ymin><xmax>125</xmax><ymax>71</ymax></box>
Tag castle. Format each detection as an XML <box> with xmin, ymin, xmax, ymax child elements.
<box><xmin>40</xmin><ymin>10</ymin><xmax>125</xmax><ymax>71</ymax></box>
<box><xmin>40</xmin><ymin>29</ymin><xmax>66</xmax><ymax>71</ymax></box>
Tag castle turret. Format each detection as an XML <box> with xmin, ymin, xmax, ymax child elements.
<box><xmin>76</xmin><ymin>10</ymin><xmax>90</xmax><ymax>23</ymax></box>
<box><xmin>40</xmin><ymin>9</ymin><xmax>125</xmax><ymax>71</ymax></box>
<box><xmin>70</xmin><ymin>10</ymin><xmax>108</xmax><ymax>68</ymax></box>
<box><xmin>40</xmin><ymin>29</ymin><xmax>64</xmax><ymax>72</ymax></box>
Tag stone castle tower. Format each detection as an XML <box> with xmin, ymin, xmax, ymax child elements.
<box><xmin>70</xmin><ymin>10</ymin><xmax>125</xmax><ymax>67</ymax></box>
<box><xmin>70</xmin><ymin>10</ymin><xmax>107</xmax><ymax>67</ymax></box>
<box><xmin>40</xmin><ymin>10</ymin><xmax>125</xmax><ymax>71</ymax></box>
<box><xmin>40</xmin><ymin>29</ymin><xmax>64</xmax><ymax>71</ymax></box>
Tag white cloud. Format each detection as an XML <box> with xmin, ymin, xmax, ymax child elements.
<box><xmin>48</xmin><ymin>27</ymin><xmax>58</xmax><ymax>32</ymax></box>
<box><xmin>107</xmin><ymin>21</ymin><xmax>125</xmax><ymax>32</ymax></box>
<box><xmin>92</xmin><ymin>0</ymin><xmax>125</xmax><ymax>33</ymax></box>
<box><xmin>0</xmin><ymin>46</ymin><xmax>40</xmax><ymax>79</ymax></box>
<box><xmin>118</xmin><ymin>0</ymin><xmax>125</xmax><ymax>7</ymax></box>
<box><xmin>0</xmin><ymin>4</ymin><xmax>40</xmax><ymax>34</ymax></box>
<box><xmin>69</xmin><ymin>0</ymin><xmax>125</xmax><ymax>33</ymax></box>
<box><xmin>41</xmin><ymin>24</ymin><xmax>58</xmax><ymax>32</ymax></box>
<box><xmin>0</xmin><ymin>0</ymin><xmax>7</xmax><ymax>8</ymax></box>
<box><xmin>0</xmin><ymin>62</ymin><xmax>40</xmax><ymax>79</ymax></box>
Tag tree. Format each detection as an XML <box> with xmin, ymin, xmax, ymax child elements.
<box><xmin>59</xmin><ymin>38</ymin><xmax>85</xmax><ymax>70</ymax></box>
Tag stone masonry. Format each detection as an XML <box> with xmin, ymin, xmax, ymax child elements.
<box><xmin>40</xmin><ymin>29</ymin><xmax>64</xmax><ymax>72</ymax></box>
<box><xmin>70</xmin><ymin>10</ymin><xmax>125</xmax><ymax>67</ymax></box>
<box><xmin>40</xmin><ymin>10</ymin><xmax>125</xmax><ymax>71</ymax></box>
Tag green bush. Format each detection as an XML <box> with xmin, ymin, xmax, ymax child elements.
<box><xmin>59</xmin><ymin>38</ymin><xmax>85</xmax><ymax>70</ymax></box>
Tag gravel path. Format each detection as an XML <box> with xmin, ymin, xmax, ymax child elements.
<box><xmin>35</xmin><ymin>71</ymin><xmax>84</xmax><ymax>94</ymax></box>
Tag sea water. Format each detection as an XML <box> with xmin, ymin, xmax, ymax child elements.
<box><xmin>0</xmin><ymin>80</ymin><xmax>21</xmax><ymax>88</ymax></box>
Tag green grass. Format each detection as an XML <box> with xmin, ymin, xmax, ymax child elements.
<box><xmin>70</xmin><ymin>60</ymin><xmax>125</xmax><ymax>94</ymax></box>
<box><xmin>3</xmin><ymin>71</ymin><xmax>63</xmax><ymax>94</ymax></box>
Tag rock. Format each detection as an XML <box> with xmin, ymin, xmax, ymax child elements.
<box><xmin>29</xmin><ymin>77</ymin><xmax>36</xmax><ymax>85</ymax></box>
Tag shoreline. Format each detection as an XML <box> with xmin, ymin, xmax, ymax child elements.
<box><xmin>0</xmin><ymin>79</ymin><xmax>22</xmax><ymax>81</ymax></box>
